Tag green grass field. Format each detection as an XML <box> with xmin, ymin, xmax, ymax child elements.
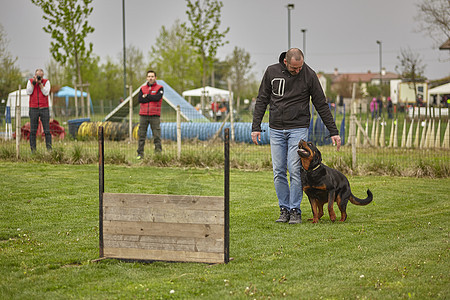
<box><xmin>0</xmin><ymin>162</ymin><xmax>449</xmax><ymax>299</ymax></box>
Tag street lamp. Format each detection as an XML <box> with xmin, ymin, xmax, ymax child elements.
<box><xmin>287</xmin><ymin>4</ymin><xmax>295</xmax><ymax>49</ymax></box>
<box><xmin>301</xmin><ymin>28</ymin><xmax>307</xmax><ymax>57</ymax></box>
<box><xmin>376</xmin><ymin>40</ymin><xmax>382</xmax><ymax>86</ymax></box>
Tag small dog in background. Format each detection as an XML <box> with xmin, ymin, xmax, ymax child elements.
<box><xmin>297</xmin><ymin>140</ymin><xmax>373</xmax><ymax>223</ymax></box>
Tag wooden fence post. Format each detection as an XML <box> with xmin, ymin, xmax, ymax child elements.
<box><xmin>15</xmin><ymin>86</ymin><xmax>21</xmax><ymax>159</ymax></box>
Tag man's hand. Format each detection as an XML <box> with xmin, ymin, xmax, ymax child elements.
<box><xmin>331</xmin><ymin>135</ymin><xmax>341</xmax><ymax>151</ymax></box>
<box><xmin>251</xmin><ymin>131</ymin><xmax>261</xmax><ymax>145</ymax></box>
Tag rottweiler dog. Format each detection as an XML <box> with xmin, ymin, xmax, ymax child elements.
<box><xmin>297</xmin><ymin>140</ymin><xmax>373</xmax><ymax>223</ymax></box>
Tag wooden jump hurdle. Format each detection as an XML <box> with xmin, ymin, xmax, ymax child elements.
<box><xmin>97</xmin><ymin>127</ymin><xmax>230</xmax><ymax>264</ymax></box>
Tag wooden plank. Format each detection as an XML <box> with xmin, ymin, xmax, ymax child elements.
<box><xmin>103</xmin><ymin>247</ymin><xmax>224</xmax><ymax>264</ymax></box>
<box><xmin>103</xmin><ymin>234</ymin><xmax>224</xmax><ymax>253</ymax></box>
<box><xmin>101</xmin><ymin>192</ymin><xmax>226</xmax><ymax>263</ymax></box>
<box><xmin>103</xmin><ymin>193</ymin><xmax>223</xmax><ymax>211</ymax></box>
<box><xmin>103</xmin><ymin>220</ymin><xmax>223</xmax><ymax>239</ymax></box>
<box><xmin>103</xmin><ymin>239</ymin><xmax>223</xmax><ymax>253</ymax></box>
<box><xmin>104</xmin><ymin>206</ymin><xmax>224</xmax><ymax>224</ymax></box>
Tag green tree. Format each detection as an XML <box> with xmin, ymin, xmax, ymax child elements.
<box><xmin>149</xmin><ymin>20</ymin><xmax>202</xmax><ymax>94</ymax></box>
<box><xmin>120</xmin><ymin>44</ymin><xmax>146</xmax><ymax>91</ymax></box>
<box><xmin>45</xmin><ymin>58</ymin><xmax>68</xmax><ymax>89</ymax></box>
<box><xmin>31</xmin><ymin>0</ymin><xmax>95</xmax><ymax>86</ymax></box>
<box><xmin>183</xmin><ymin>0</ymin><xmax>229</xmax><ymax>110</ymax></box>
<box><xmin>227</xmin><ymin>47</ymin><xmax>253</xmax><ymax>111</ymax></box>
<box><xmin>0</xmin><ymin>23</ymin><xmax>22</xmax><ymax>100</ymax></box>
<box><xmin>211</xmin><ymin>57</ymin><xmax>230</xmax><ymax>89</ymax></box>
<box><xmin>80</xmin><ymin>55</ymin><xmax>101</xmax><ymax>100</ymax></box>
<box><xmin>98</xmin><ymin>57</ymin><xmax>123</xmax><ymax>102</ymax></box>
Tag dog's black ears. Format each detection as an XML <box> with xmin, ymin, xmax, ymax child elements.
<box><xmin>314</xmin><ymin>147</ymin><xmax>322</xmax><ymax>164</ymax></box>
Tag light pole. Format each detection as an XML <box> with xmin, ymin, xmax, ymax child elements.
<box><xmin>122</xmin><ymin>0</ymin><xmax>127</xmax><ymax>99</ymax></box>
<box><xmin>376</xmin><ymin>40</ymin><xmax>382</xmax><ymax>87</ymax></box>
<box><xmin>287</xmin><ymin>4</ymin><xmax>294</xmax><ymax>49</ymax></box>
<box><xmin>301</xmin><ymin>28</ymin><xmax>307</xmax><ymax>57</ymax></box>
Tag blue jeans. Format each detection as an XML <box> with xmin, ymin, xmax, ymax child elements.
<box><xmin>270</xmin><ymin>127</ymin><xmax>308</xmax><ymax>212</ymax></box>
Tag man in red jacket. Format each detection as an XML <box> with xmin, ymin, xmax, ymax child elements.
<box><xmin>136</xmin><ymin>70</ymin><xmax>164</xmax><ymax>159</ymax></box>
<box><xmin>26</xmin><ymin>68</ymin><xmax>52</xmax><ymax>152</ymax></box>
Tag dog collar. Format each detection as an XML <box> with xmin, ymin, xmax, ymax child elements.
<box><xmin>302</xmin><ymin>163</ymin><xmax>322</xmax><ymax>172</ymax></box>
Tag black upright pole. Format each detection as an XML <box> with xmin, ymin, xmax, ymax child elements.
<box><xmin>224</xmin><ymin>128</ymin><xmax>230</xmax><ymax>263</ymax></box>
<box><xmin>98</xmin><ymin>126</ymin><xmax>104</xmax><ymax>258</ymax></box>
<box><xmin>122</xmin><ymin>0</ymin><xmax>127</xmax><ymax>99</ymax></box>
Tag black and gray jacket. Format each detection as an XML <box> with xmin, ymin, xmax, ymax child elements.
<box><xmin>252</xmin><ymin>52</ymin><xmax>338</xmax><ymax>137</ymax></box>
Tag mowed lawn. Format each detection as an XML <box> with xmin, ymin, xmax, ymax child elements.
<box><xmin>0</xmin><ymin>162</ymin><xmax>448</xmax><ymax>299</ymax></box>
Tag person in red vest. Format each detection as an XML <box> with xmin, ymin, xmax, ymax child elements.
<box><xmin>136</xmin><ymin>70</ymin><xmax>164</xmax><ymax>159</ymax></box>
<box><xmin>26</xmin><ymin>68</ymin><xmax>52</xmax><ymax>152</ymax></box>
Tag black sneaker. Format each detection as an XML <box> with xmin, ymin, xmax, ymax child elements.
<box><xmin>289</xmin><ymin>208</ymin><xmax>302</xmax><ymax>224</ymax></box>
<box><xmin>275</xmin><ymin>207</ymin><xmax>290</xmax><ymax>223</ymax></box>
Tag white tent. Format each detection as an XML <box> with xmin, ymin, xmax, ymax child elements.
<box><xmin>428</xmin><ymin>83</ymin><xmax>450</xmax><ymax>106</ymax></box>
<box><xmin>6</xmin><ymin>89</ymin><xmax>53</xmax><ymax>118</ymax></box>
<box><xmin>182</xmin><ymin>86</ymin><xmax>232</xmax><ymax>100</ymax></box>
<box><xmin>428</xmin><ymin>83</ymin><xmax>450</xmax><ymax>97</ymax></box>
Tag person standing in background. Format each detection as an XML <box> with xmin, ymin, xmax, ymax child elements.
<box><xmin>370</xmin><ymin>97</ymin><xmax>378</xmax><ymax>119</ymax></box>
<box><xmin>136</xmin><ymin>70</ymin><xmax>164</xmax><ymax>159</ymax></box>
<box><xmin>26</xmin><ymin>68</ymin><xmax>52</xmax><ymax>152</ymax></box>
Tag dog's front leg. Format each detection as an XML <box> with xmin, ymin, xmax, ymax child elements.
<box><xmin>327</xmin><ymin>190</ymin><xmax>337</xmax><ymax>222</ymax></box>
<box><xmin>309</xmin><ymin>198</ymin><xmax>320</xmax><ymax>223</ymax></box>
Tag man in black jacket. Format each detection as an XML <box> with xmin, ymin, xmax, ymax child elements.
<box><xmin>251</xmin><ymin>48</ymin><xmax>341</xmax><ymax>224</ymax></box>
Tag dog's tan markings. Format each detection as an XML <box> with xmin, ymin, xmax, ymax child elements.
<box><xmin>327</xmin><ymin>192</ymin><xmax>337</xmax><ymax>222</ymax></box>
<box><xmin>312</xmin><ymin>184</ymin><xmax>327</xmax><ymax>190</ymax></box>
<box><xmin>299</xmin><ymin>141</ymin><xmax>315</xmax><ymax>170</ymax></box>
<box><xmin>317</xmin><ymin>204</ymin><xmax>324</xmax><ymax>219</ymax></box>
<box><xmin>300</xmin><ymin>157</ymin><xmax>311</xmax><ymax>170</ymax></box>
<box><xmin>335</xmin><ymin>194</ymin><xmax>346</xmax><ymax>222</ymax></box>
<box><xmin>310</xmin><ymin>200</ymin><xmax>320</xmax><ymax>223</ymax></box>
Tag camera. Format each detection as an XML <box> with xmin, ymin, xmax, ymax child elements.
<box><xmin>37</xmin><ymin>75</ymin><xmax>42</xmax><ymax>81</ymax></box>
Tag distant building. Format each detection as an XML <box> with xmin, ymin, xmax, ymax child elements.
<box><xmin>317</xmin><ymin>73</ymin><xmax>327</xmax><ymax>96</ymax></box>
<box><xmin>391</xmin><ymin>80</ymin><xmax>429</xmax><ymax>105</ymax></box>
<box><xmin>439</xmin><ymin>38</ymin><xmax>450</xmax><ymax>50</ymax></box>
<box><xmin>326</xmin><ymin>68</ymin><xmax>400</xmax><ymax>98</ymax></box>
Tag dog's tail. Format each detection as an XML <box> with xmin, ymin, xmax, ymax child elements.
<box><xmin>349</xmin><ymin>189</ymin><xmax>373</xmax><ymax>206</ymax></box>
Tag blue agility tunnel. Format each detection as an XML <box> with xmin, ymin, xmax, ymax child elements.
<box><xmin>146</xmin><ymin>122</ymin><xmax>270</xmax><ymax>144</ymax></box>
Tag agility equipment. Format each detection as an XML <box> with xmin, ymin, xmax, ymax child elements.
<box><xmin>104</xmin><ymin>80</ymin><xmax>208</xmax><ymax>123</ymax></box>
<box><xmin>96</xmin><ymin>126</ymin><xmax>230</xmax><ymax>264</ymax></box>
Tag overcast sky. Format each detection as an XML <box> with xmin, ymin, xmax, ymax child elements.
<box><xmin>1</xmin><ymin>0</ymin><xmax>449</xmax><ymax>81</ymax></box>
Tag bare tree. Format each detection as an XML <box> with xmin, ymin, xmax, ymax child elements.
<box><xmin>415</xmin><ymin>0</ymin><xmax>450</xmax><ymax>45</ymax></box>
<box><xmin>396</xmin><ymin>47</ymin><xmax>426</xmax><ymax>102</ymax></box>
